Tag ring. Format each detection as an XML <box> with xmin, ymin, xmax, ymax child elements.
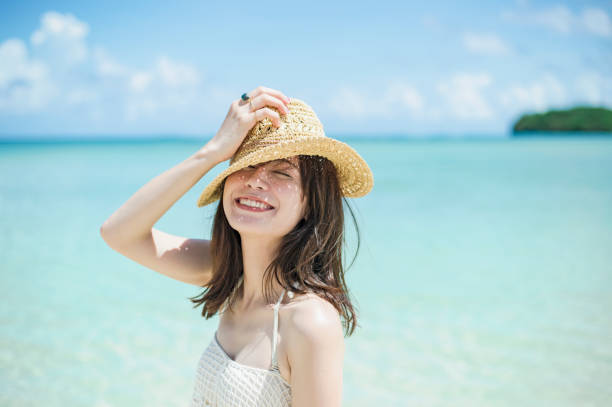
<box><xmin>241</xmin><ymin>92</ymin><xmax>250</xmax><ymax>101</ymax></box>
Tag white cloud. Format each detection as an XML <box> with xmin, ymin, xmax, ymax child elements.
<box><xmin>328</xmin><ymin>76</ymin><xmax>496</xmax><ymax>124</ymax></box>
<box><xmin>462</xmin><ymin>32</ymin><xmax>511</xmax><ymax>55</ymax></box>
<box><xmin>65</xmin><ymin>88</ymin><xmax>99</xmax><ymax>105</ymax></box>
<box><xmin>0</xmin><ymin>38</ymin><xmax>57</xmax><ymax>112</ymax></box>
<box><xmin>436</xmin><ymin>73</ymin><xmax>494</xmax><ymax>119</ymax></box>
<box><xmin>30</xmin><ymin>11</ymin><xmax>90</xmax><ymax>66</ymax></box>
<box><xmin>327</xmin><ymin>87</ymin><xmax>369</xmax><ymax>118</ymax></box>
<box><xmin>531</xmin><ymin>5</ymin><xmax>574</xmax><ymax>34</ymax></box>
<box><xmin>327</xmin><ymin>82</ymin><xmax>425</xmax><ymax>120</ymax></box>
<box><xmin>0</xmin><ymin>10</ymin><xmax>205</xmax><ymax>123</ymax></box>
<box><xmin>129</xmin><ymin>71</ymin><xmax>154</xmax><ymax>92</ymax></box>
<box><xmin>31</xmin><ymin>11</ymin><xmax>89</xmax><ymax>44</ymax></box>
<box><xmin>125</xmin><ymin>97</ymin><xmax>159</xmax><ymax>121</ymax></box>
<box><xmin>0</xmin><ymin>39</ymin><xmax>41</xmax><ymax>88</ymax></box>
<box><xmin>126</xmin><ymin>56</ymin><xmax>203</xmax><ymax>95</ymax></box>
<box><xmin>502</xmin><ymin>5</ymin><xmax>612</xmax><ymax>37</ymax></box>
<box><xmin>498</xmin><ymin>73</ymin><xmax>567</xmax><ymax>112</ymax></box>
<box><xmin>390</xmin><ymin>84</ymin><xmax>425</xmax><ymax>113</ymax></box>
<box><xmin>581</xmin><ymin>7</ymin><xmax>612</xmax><ymax>37</ymax></box>
<box><xmin>502</xmin><ymin>5</ymin><xmax>573</xmax><ymax>34</ymax></box>
<box><xmin>92</xmin><ymin>47</ymin><xmax>127</xmax><ymax>77</ymax></box>
<box><xmin>574</xmin><ymin>72</ymin><xmax>612</xmax><ymax>106</ymax></box>
<box><xmin>123</xmin><ymin>56</ymin><xmax>204</xmax><ymax>120</ymax></box>
<box><xmin>156</xmin><ymin>56</ymin><xmax>201</xmax><ymax>87</ymax></box>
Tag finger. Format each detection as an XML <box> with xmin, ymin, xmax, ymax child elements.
<box><xmin>254</xmin><ymin>107</ymin><xmax>281</xmax><ymax>127</ymax></box>
<box><xmin>248</xmin><ymin>86</ymin><xmax>290</xmax><ymax>105</ymax></box>
<box><xmin>250</xmin><ymin>94</ymin><xmax>290</xmax><ymax>115</ymax></box>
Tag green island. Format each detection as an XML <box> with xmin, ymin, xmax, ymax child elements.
<box><xmin>512</xmin><ymin>106</ymin><xmax>612</xmax><ymax>134</ymax></box>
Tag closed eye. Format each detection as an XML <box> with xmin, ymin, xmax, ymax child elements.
<box><xmin>245</xmin><ymin>164</ymin><xmax>293</xmax><ymax>178</ymax></box>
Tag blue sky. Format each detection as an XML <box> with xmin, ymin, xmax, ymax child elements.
<box><xmin>0</xmin><ymin>0</ymin><xmax>610</xmax><ymax>137</ymax></box>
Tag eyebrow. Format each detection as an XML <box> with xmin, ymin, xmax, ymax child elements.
<box><xmin>273</xmin><ymin>158</ymin><xmax>299</xmax><ymax>170</ymax></box>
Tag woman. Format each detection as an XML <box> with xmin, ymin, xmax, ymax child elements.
<box><xmin>100</xmin><ymin>86</ymin><xmax>373</xmax><ymax>406</ymax></box>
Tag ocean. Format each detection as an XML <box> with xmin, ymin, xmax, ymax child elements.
<box><xmin>1</xmin><ymin>135</ymin><xmax>611</xmax><ymax>406</ymax></box>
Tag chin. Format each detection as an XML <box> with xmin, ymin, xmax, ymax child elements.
<box><xmin>227</xmin><ymin>216</ymin><xmax>298</xmax><ymax>240</ymax></box>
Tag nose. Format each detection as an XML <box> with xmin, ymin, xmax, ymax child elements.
<box><xmin>246</xmin><ymin>166</ymin><xmax>269</xmax><ymax>190</ymax></box>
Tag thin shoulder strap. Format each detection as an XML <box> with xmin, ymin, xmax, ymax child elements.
<box><xmin>271</xmin><ymin>289</ymin><xmax>287</xmax><ymax>368</ymax></box>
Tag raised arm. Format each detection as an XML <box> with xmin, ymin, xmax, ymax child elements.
<box><xmin>99</xmin><ymin>146</ymin><xmax>222</xmax><ymax>286</ymax></box>
<box><xmin>99</xmin><ymin>86</ymin><xmax>291</xmax><ymax>287</ymax></box>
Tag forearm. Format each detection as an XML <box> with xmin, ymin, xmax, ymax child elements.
<box><xmin>100</xmin><ymin>145</ymin><xmax>221</xmax><ymax>246</ymax></box>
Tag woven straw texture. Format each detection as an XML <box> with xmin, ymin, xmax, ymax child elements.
<box><xmin>189</xmin><ymin>289</ymin><xmax>291</xmax><ymax>407</ymax></box>
<box><xmin>196</xmin><ymin>97</ymin><xmax>373</xmax><ymax>207</ymax></box>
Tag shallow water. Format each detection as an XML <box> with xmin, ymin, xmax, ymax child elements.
<box><xmin>1</xmin><ymin>135</ymin><xmax>611</xmax><ymax>406</ymax></box>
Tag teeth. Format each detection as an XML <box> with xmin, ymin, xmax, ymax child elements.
<box><xmin>238</xmin><ymin>198</ymin><xmax>271</xmax><ymax>209</ymax></box>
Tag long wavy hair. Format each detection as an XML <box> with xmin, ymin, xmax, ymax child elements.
<box><xmin>189</xmin><ymin>154</ymin><xmax>362</xmax><ymax>336</ymax></box>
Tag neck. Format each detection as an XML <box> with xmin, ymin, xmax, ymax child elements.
<box><xmin>238</xmin><ymin>233</ymin><xmax>285</xmax><ymax>311</ymax></box>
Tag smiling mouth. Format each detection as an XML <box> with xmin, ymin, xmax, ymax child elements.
<box><xmin>234</xmin><ymin>198</ymin><xmax>275</xmax><ymax>211</ymax></box>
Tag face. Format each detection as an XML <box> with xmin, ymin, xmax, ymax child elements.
<box><xmin>222</xmin><ymin>156</ymin><xmax>307</xmax><ymax>239</ymax></box>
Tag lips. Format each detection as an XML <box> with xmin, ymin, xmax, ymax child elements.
<box><xmin>235</xmin><ymin>195</ymin><xmax>274</xmax><ymax>207</ymax></box>
<box><xmin>234</xmin><ymin>196</ymin><xmax>275</xmax><ymax>212</ymax></box>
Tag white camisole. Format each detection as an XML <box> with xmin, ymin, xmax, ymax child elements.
<box><xmin>189</xmin><ymin>288</ymin><xmax>292</xmax><ymax>406</ymax></box>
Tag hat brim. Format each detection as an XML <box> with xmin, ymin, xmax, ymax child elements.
<box><xmin>196</xmin><ymin>136</ymin><xmax>373</xmax><ymax>207</ymax></box>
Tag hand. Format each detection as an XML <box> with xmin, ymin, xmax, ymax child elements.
<box><xmin>204</xmin><ymin>86</ymin><xmax>291</xmax><ymax>163</ymax></box>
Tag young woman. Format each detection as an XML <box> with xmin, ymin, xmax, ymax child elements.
<box><xmin>100</xmin><ymin>86</ymin><xmax>373</xmax><ymax>406</ymax></box>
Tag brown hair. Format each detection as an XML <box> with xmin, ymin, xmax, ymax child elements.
<box><xmin>189</xmin><ymin>155</ymin><xmax>362</xmax><ymax>336</ymax></box>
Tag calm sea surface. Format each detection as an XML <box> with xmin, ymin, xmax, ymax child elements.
<box><xmin>1</xmin><ymin>135</ymin><xmax>611</xmax><ymax>406</ymax></box>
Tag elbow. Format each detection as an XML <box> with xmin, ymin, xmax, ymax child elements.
<box><xmin>99</xmin><ymin>219</ymin><xmax>111</xmax><ymax>237</ymax></box>
<box><xmin>99</xmin><ymin>225</ymin><xmax>109</xmax><ymax>241</ymax></box>
<box><xmin>99</xmin><ymin>222</ymin><xmax>117</xmax><ymax>247</ymax></box>
<box><xmin>100</xmin><ymin>225</ymin><xmax>111</xmax><ymax>246</ymax></box>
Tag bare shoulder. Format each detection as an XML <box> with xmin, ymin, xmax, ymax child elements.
<box><xmin>286</xmin><ymin>292</ymin><xmax>342</xmax><ymax>330</ymax></box>
<box><xmin>282</xmin><ymin>291</ymin><xmax>345</xmax><ymax>404</ymax></box>
<box><xmin>284</xmin><ymin>292</ymin><xmax>344</xmax><ymax>355</ymax></box>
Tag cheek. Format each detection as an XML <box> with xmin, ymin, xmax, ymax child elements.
<box><xmin>275</xmin><ymin>181</ymin><xmax>296</xmax><ymax>196</ymax></box>
<box><xmin>275</xmin><ymin>183</ymin><xmax>304</xmax><ymax>212</ymax></box>
<box><xmin>223</xmin><ymin>173</ymin><xmax>247</xmax><ymax>194</ymax></box>
<box><xmin>226</xmin><ymin>172</ymin><xmax>248</xmax><ymax>186</ymax></box>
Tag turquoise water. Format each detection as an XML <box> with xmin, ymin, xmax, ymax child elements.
<box><xmin>1</xmin><ymin>136</ymin><xmax>611</xmax><ymax>406</ymax></box>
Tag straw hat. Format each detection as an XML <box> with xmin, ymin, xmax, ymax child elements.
<box><xmin>196</xmin><ymin>97</ymin><xmax>373</xmax><ymax>207</ymax></box>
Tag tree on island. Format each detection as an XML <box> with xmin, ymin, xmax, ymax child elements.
<box><xmin>512</xmin><ymin>106</ymin><xmax>612</xmax><ymax>134</ymax></box>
